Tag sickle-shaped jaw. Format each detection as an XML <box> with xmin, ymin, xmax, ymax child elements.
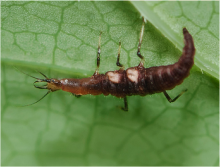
<box><xmin>33</xmin><ymin>79</ymin><xmax>51</xmax><ymax>89</ymax></box>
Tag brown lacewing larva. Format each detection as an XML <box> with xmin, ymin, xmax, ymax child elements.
<box><xmin>22</xmin><ymin>19</ymin><xmax>195</xmax><ymax>111</ymax></box>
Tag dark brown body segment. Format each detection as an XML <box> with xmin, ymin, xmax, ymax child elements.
<box><xmin>60</xmin><ymin>28</ymin><xmax>195</xmax><ymax>98</ymax></box>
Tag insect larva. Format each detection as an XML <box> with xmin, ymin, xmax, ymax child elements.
<box><xmin>22</xmin><ymin>18</ymin><xmax>195</xmax><ymax>111</ymax></box>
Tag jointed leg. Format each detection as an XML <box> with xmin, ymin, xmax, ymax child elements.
<box><xmin>163</xmin><ymin>89</ymin><xmax>188</xmax><ymax>103</ymax></box>
<box><xmin>94</xmin><ymin>32</ymin><xmax>102</xmax><ymax>75</ymax></box>
<box><xmin>72</xmin><ymin>93</ymin><xmax>81</xmax><ymax>98</ymax></box>
<box><xmin>117</xmin><ymin>97</ymin><xmax>128</xmax><ymax>111</ymax></box>
<box><xmin>122</xmin><ymin>97</ymin><xmax>128</xmax><ymax>111</ymax></box>
<box><xmin>116</xmin><ymin>42</ymin><xmax>124</xmax><ymax>69</ymax></box>
<box><xmin>137</xmin><ymin>17</ymin><xmax>147</xmax><ymax>66</ymax></box>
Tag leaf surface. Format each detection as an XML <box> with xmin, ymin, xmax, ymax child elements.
<box><xmin>1</xmin><ymin>1</ymin><xmax>219</xmax><ymax>166</ymax></box>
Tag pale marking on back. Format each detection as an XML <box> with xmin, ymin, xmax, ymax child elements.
<box><xmin>175</xmin><ymin>63</ymin><xmax>187</xmax><ymax>73</ymax></box>
<box><xmin>158</xmin><ymin>69</ymin><xmax>163</xmax><ymax>81</ymax></box>
<box><xmin>167</xmin><ymin>66</ymin><xmax>178</xmax><ymax>80</ymax></box>
<box><xmin>107</xmin><ymin>72</ymin><xmax>121</xmax><ymax>83</ymax></box>
<box><xmin>167</xmin><ymin>67</ymin><xmax>171</xmax><ymax>77</ymax></box>
<box><xmin>149</xmin><ymin>73</ymin><xmax>153</xmax><ymax>84</ymax></box>
<box><xmin>127</xmin><ymin>69</ymin><xmax>138</xmax><ymax>83</ymax></box>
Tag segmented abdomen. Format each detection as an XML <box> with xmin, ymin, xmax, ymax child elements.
<box><xmin>102</xmin><ymin>28</ymin><xmax>195</xmax><ymax>97</ymax></box>
<box><xmin>99</xmin><ymin>65</ymin><xmax>186</xmax><ymax>98</ymax></box>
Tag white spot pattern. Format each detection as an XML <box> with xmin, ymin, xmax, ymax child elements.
<box><xmin>127</xmin><ymin>69</ymin><xmax>138</xmax><ymax>83</ymax></box>
<box><xmin>107</xmin><ymin>72</ymin><xmax>121</xmax><ymax>83</ymax></box>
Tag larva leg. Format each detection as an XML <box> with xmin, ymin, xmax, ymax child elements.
<box><xmin>163</xmin><ymin>89</ymin><xmax>188</xmax><ymax>103</ymax></box>
<box><xmin>72</xmin><ymin>93</ymin><xmax>81</xmax><ymax>98</ymax></box>
<box><xmin>137</xmin><ymin>17</ymin><xmax>146</xmax><ymax>65</ymax></box>
<box><xmin>117</xmin><ymin>97</ymin><xmax>128</xmax><ymax>111</ymax></box>
<box><xmin>116</xmin><ymin>42</ymin><xmax>124</xmax><ymax>69</ymax></box>
<box><xmin>94</xmin><ymin>32</ymin><xmax>102</xmax><ymax>75</ymax></box>
<box><xmin>122</xmin><ymin>97</ymin><xmax>128</xmax><ymax>111</ymax></box>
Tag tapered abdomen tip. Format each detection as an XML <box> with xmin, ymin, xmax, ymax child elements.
<box><xmin>183</xmin><ymin>27</ymin><xmax>188</xmax><ymax>34</ymax></box>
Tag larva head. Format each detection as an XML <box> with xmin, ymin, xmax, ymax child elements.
<box><xmin>33</xmin><ymin>77</ymin><xmax>61</xmax><ymax>92</ymax></box>
<box><xmin>43</xmin><ymin>78</ymin><xmax>62</xmax><ymax>92</ymax></box>
<box><xmin>15</xmin><ymin>68</ymin><xmax>62</xmax><ymax>106</ymax></box>
<box><xmin>16</xmin><ymin>69</ymin><xmax>61</xmax><ymax>92</ymax></box>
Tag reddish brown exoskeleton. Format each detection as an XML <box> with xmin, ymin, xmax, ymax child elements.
<box><xmin>22</xmin><ymin>18</ymin><xmax>195</xmax><ymax>111</ymax></box>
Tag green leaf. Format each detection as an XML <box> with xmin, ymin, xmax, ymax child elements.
<box><xmin>132</xmin><ymin>1</ymin><xmax>219</xmax><ymax>80</ymax></box>
<box><xmin>1</xmin><ymin>1</ymin><xmax>219</xmax><ymax>166</ymax></box>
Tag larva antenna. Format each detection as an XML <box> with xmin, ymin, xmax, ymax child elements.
<box><xmin>14</xmin><ymin>67</ymin><xmax>49</xmax><ymax>82</ymax></box>
<box><xmin>20</xmin><ymin>90</ymin><xmax>51</xmax><ymax>107</ymax></box>
<box><xmin>14</xmin><ymin>66</ymin><xmax>41</xmax><ymax>80</ymax></box>
<box><xmin>35</xmin><ymin>70</ymin><xmax>48</xmax><ymax>79</ymax></box>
